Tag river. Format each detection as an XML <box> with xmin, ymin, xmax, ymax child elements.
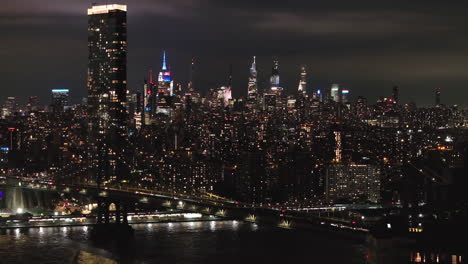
<box><xmin>0</xmin><ymin>220</ymin><xmax>368</xmax><ymax>264</ymax></box>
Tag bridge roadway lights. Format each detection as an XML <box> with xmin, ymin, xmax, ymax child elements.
<box><xmin>163</xmin><ymin>201</ymin><xmax>172</xmax><ymax>208</ymax></box>
<box><xmin>203</xmin><ymin>207</ymin><xmax>211</xmax><ymax>214</ymax></box>
<box><xmin>190</xmin><ymin>205</ymin><xmax>197</xmax><ymax>211</ymax></box>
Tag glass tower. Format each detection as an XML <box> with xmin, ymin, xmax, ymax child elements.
<box><xmin>87</xmin><ymin>4</ymin><xmax>127</xmax><ymax>134</ymax></box>
<box><xmin>87</xmin><ymin>4</ymin><xmax>128</xmax><ymax>183</ymax></box>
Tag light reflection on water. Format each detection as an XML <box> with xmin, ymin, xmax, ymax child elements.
<box><xmin>4</xmin><ymin>221</ymin><xmax>461</xmax><ymax>264</ymax></box>
<box><xmin>409</xmin><ymin>251</ymin><xmax>463</xmax><ymax>264</ymax></box>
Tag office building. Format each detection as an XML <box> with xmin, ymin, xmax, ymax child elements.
<box><xmin>51</xmin><ymin>89</ymin><xmax>69</xmax><ymax>113</ymax></box>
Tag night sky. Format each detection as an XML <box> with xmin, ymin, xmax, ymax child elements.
<box><xmin>2</xmin><ymin>0</ymin><xmax>468</xmax><ymax>106</ymax></box>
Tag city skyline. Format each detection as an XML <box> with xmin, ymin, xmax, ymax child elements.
<box><xmin>2</xmin><ymin>0</ymin><xmax>468</xmax><ymax>106</ymax></box>
<box><xmin>1</xmin><ymin>3</ymin><xmax>467</xmax><ymax>262</ymax></box>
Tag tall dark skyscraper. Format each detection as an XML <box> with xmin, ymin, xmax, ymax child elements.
<box><xmin>87</xmin><ymin>4</ymin><xmax>128</xmax><ymax>184</ymax></box>
<box><xmin>435</xmin><ymin>88</ymin><xmax>441</xmax><ymax>105</ymax></box>
<box><xmin>392</xmin><ymin>86</ymin><xmax>399</xmax><ymax>104</ymax></box>
<box><xmin>187</xmin><ymin>57</ymin><xmax>196</xmax><ymax>93</ymax></box>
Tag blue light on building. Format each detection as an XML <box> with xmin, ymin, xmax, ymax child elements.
<box><xmin>51</xmin><ymin>89</ymin><xmax>69</xmax><ymax>93</ymax></box>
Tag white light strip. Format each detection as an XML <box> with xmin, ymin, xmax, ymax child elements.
<box><xmin>88</xmin><ymin>4</ymin><xmax>127</xmax><ymax>15</ymax></box>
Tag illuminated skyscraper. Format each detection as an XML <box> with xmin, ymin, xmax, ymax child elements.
<box><xmin>87</xmin><ymin>4</ymin><xmax>128</xmax><ymax>183</ymax></box>
<box><xmin>247</xmin><ymin>56</ymin><xmax>257</xmax><ymax>100</ymax></box>
<box><xmin>315</xmin><ymin>89</ymin><xmax>322</xmax><ymax>101</ymax></box>
<box><xmin>341</xmin><ymin>89</ymin><xmax>349</xmax><ymax>103</ymax></box>
<box><xmin>217</xmin><ymin>65</ymin><xmax>232</xmax><ymax>105</ymax></box>
<box><xmin>1</xmin><ymin>97</ymin><xmax>18</xmax><ymax>118</ymax></box>
<box><xmin>157</xmin><ymin>51</ymin><xmax>173</xmax><ymax>115</ymax></box>
<box><xmin>51</xmin><ymin>89</ymin><xmax>69</xmax><ymax>113</ymax></box>
<box><xmin>331</xmin><ymin>83</ymin><xmax>340</xmax><ymax>102</ymax></box>
<box><xmin>334</xmin><ymin>131</ymin><xmax>342</xmax><ymax>163</ymax></box>
<box><xmin>158</xmin><ymin>51</ymin><xmax>172</xmax><ymax>96</ymax></box>
<box><xmin>269</xmin><ymin>58</ymin><xmax>281</xmax><ymax>94</ymax></box>
<box><xmin>87</xmin><ymin>4</ymin><xmax>127</xmax><ymax>132</ymax></box>
<box><xmin>297</xmin><ymin>66</ymin><xmax>307</xmax><ymax>96</ymax></box>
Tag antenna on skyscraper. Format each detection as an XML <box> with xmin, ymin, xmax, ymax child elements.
<box><xmin>228</xmin><ymin>64</ymin><xmax>233</xmax><ymax>88</ymax></box>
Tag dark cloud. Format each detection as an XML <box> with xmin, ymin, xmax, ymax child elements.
<box><xmin>1</xmin><ymin>0</ymin><xmax>468</xmax><ymax>106</ymax></box>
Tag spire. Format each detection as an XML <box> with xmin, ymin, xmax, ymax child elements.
<box><xmin>162</xmin><ymin>50</ymin><xmax>167</xmax><ymax>70</ymax></box>
<box><xmin>188</xmin><ymin>57</ymin><xmax>195</xmax><ymax>92</ymax></box>
<box><xmin>228</xmin><ymin>64</ymin><xmax>233</xmax><ymax>87</ymax></box>
<box><xmin>298</xmin><ymin>65</ymin><xmax>306</xmax><ymax>94</ymax></box>
<box><xmin>250</xmin><ymin>56</ymin><xmax>256</xmax><ymax>72</ymax></box>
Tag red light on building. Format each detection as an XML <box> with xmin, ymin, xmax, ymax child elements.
<box><xmin>8</xmin><ymin>128</ymin><xmax>15</xmax><ymax>132</ymax></box>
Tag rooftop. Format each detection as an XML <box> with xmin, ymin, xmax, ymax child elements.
<box><xmin>87</xmin><ymin>4</ymin><xmax>127</xmax><ymax>15</ymax></box>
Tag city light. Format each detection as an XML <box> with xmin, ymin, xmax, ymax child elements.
<box><xmin>0</xmin><ymin>3</ymin><xmax>466</xmax><ymax>261</ymax></box>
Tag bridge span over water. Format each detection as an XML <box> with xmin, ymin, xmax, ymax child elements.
<box><xmin>0</xmin><ymin>175</ymin><xmax>369</xmax><ymax>238</ymax></box>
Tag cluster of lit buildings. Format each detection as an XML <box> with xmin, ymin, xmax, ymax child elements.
<box><xmin>1</xmin><ymin>4</ymin><xmax>467</xmax><ymax>208</ymax></box>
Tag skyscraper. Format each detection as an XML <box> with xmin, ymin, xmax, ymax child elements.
<box><xmin>51</xmin><ymin>89</ymin><xmax>69</xmax><ymax>113</ymax></box>
<box><xmin>87</xmin><ymin>4</ymin><xmax>128</xmax><ymax>183</ymax></box>
<box><xmin>1</xmin><ymin>97</ymin><xmax>18</xmax><ymax>118</ymax></box>
<box><xmin>392</xmin><ymin>86</ymin><xmax>399</xmax><ymax>104</ymax></box>
<box><xmin>187</xmin><ymin>57</ymin><xmax>196</xmax><ymax>93</ymax></box>
<box><xmin>331</xmin><ymin>83</ymin><xmax>340</xmax><ymax>102</ymax></box>
<box><xmin>158</xmin><ymin>51</ymin><xmax>172</xmax><ymax>96</ymax></box>
<box><xmin>87</xmin><ymin>4</ymin><xmax>127</xmax><ymax>133</ymax></box>
<box><xmin>341</xmin><ymin>89</ymin><xmax>349</xmax><ymax>103</ymax></box>
<box><xmin>217</xmin><ymin>65</ymin><xmax>233</xmax><ymax>105</ymax></box>
<box><xmin>435</xmin><ymin>88</ymin><xmax>441</xmax><ymax>106</ymax></box>
<box><xmin>297</xmin><ymin>66</ymin><xmax>307</xmax><ymax>96</ymax></box>
<box><xmin>157</xmin><ymin>51</ymin><xmax>173</xmax><ymax>115</ymax></box>
<box><xmin>26</xmin><ymin>96</ymin><xmax>40</xmax><ymax>112</ymax></box>
<box><xmin>247</xmin><ymin>56</ymin><xmax>257</xmax><ymax>100</ymax></box>
<box><xmin>269</xmin><ymin>58</ymin><xmax>281</xmax><ymax>94</ymax></box>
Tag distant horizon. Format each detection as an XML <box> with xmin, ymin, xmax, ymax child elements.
<box><xmin>2</xmin><ymin>1</ymin><xmax>468</xmax><ymax>107</ymax></box>
<box><xmin>0</xmin><ymin>74</ymin><xmax>465</xmax><ymax>109</ymax></box>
